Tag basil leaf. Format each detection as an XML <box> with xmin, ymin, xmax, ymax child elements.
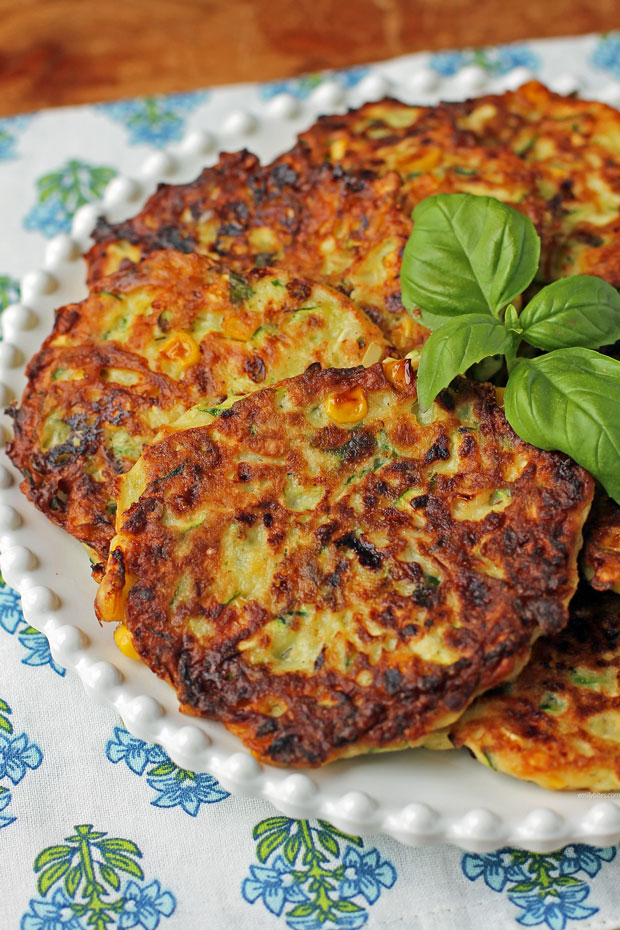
<box><xmin>418</xmin><ymin>308</ymin><xmax>458</xmax><ymax>330</ymax></box>
<box><xmin>519</xmin><ymin>276</ymin><xmax>620</xmax><ymax>350</ymax></box>
<box><xmin>504</xmin><ymin>348</ymin><xmax>620</xmax><ymax>503</ymax></box>
<box><xmin>417</xmin><ymin>314</ymin><xmax>515</xmax><ymax>409</ymax></box>
<box><xmin>401</xmin><ymin>193</ymin><xmax>540</xmax><ymax>319</ymax></box>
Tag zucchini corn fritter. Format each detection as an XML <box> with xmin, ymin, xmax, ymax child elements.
<box><xmin>7</xmin><ymin>251</ymin><xmax>388</xmax><ymax>567</ymax></box>
<box><xmin>96</xmin><ymin>362</ymin><xmax>593</xmax><ymax>767</ymax></box>
<box><xmin>451</xmin><ymin>588</ymin><xmax>620</xmax><ymax>791</ymax></box>
<box><xmin>87</xmin><ymin>149</ymin><xmax>423</xmax><ymax>354</ymax></box>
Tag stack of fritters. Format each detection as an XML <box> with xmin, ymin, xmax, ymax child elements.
<box><xmin>8</xmin><ymin>82</ymin><xmax>620</xmax><ymax>779</ymax></box>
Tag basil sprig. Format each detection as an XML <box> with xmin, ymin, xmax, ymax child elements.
<box><xmin>401</xmin><ymin>192</ymin><xmax>620</xmax><ymax>504</ymax></box>
<box><xmin>401</xmin><ymin>193</ymin><xmax>540</xmax><ymax>323</ymax></box>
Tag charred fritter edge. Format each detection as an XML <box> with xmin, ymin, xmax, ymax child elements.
<box><xmin>96</xmin><ymin>362</ymin><xmax>593</xmax><ymax>767</ymax></box>
<box><xmin>451</xmin><ymin>587</ymin><xmax>620</xmax><ymax>791</ymax></box>
<box><xmin>439</xmin><ymin>81</ymin><xmax>620</xmax><ymax>284</ymax></box>
<box><xmin>7</xmin><ymin>252</ymin><xmax>388</xmax><ymax>567</ymax></box>
<box><xmin>86</xmin><ymin>147</ymin><xmax>424</xmax><ymax>353</ymax></box>
<box><xmin>582</xmin><ymin>491</ymin><xmax>620</xmax><ymax>594</ymax></box>
<box><xmin>296</xmin><ymin>96</ymin><xmax>547</xmax><ymax>240</ymax></box>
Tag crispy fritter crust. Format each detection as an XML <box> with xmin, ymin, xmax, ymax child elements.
<box><xmin>297</xmin><ymin>97</ymin><xmax>547</xmax><ymax>235</ymax></box>
<box><xmin>582</xmin><ymin>492</ymin><xmax>620</xmax><ymax>594</ymax></box>
<box><xmin>7</xmin><ymin>251</ymin><xmax>388</xmax><ymax>564</ymax></box>
<box><xmin>86</xmin><ymin>149</ymin><xmax>423</xmax><ymax>352</ymax></box>
<box><xmin>441</xmin><ymin>81</ymin><xmax>620</xmax><ymax>284</ymax></box>
<box><xmin>96</xmin><ymin>363</ymin><xmax>593</xmax><ymax>767</ymax></box>
<box><xmin>451</xmin><ymin>588</ymin><xmax>620</xmax><ymax>791</ymax></box>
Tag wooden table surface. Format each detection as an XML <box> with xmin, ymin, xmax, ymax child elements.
<box><xmin>0</xmin><ymin>0</ymin><xmax>619</xmax><ymax>116</ymax></box>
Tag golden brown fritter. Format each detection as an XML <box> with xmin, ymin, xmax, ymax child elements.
<box><xmin>442</xmin><ymin>81</ymin><xmax>620</xmax><ymax>284</ymax></box>
<box><xmin>451</xmin><ymin>588</ymin><xmax>620</xmax><ymax>791</ymax></box>
<box><xmin>7</xmin><ymin>251</ymin><xmax>388</xmax><ymax>567</ymax></box>
<box><xmin>297</xmin><ymin>97</ymin><xmax>547</xmax><ymax>236</ymax></box>
<box><xmin>86</xmin><ymin>149</ymin><xmax>423</xmax><ymax>353</ymax></box>
<box><xmin>583</xmin><ymin>491</ymin><xmax>620</xmax><ymax>594</ymax></box>
<box><xmin>96</xmin><ymin>361</ymin><xmax>593</xmax><ymax>767</ymax></box>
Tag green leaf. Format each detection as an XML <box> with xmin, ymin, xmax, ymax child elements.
<box><xmin>0</xmin><ymin>698</ymin><xmax>10</xmax><ymax>714</ymax></box>
<box><xmin>99</xmin><ymin>863</ymin><xmax>121</xmax><ymax>891</ymax></box>
<box><xmin>252</xmin><ymin>817</ymin><xmax>292</xmax><ymax>839</ymax></box>
<box><xmin>316</xmin><ymin>821</ymin><xmax>363</xmax><ymax>846</ymax></box>
<box><xmin>509</xmin><ymin>880</ymin><xmax>538</xmax><ymax>893</ymax></box>
<box><xmin>65</xmin><ymin>864</ymin><xmax>82</xmax><ymax>897</ymax></box>
<box><xmin>34</xmin><ymin>845</ymin><xmax>73</xmax><ymax>870</ymax></box>
<box><xmin>504</xmin><ymin>303</ymin><xmax>522</xmax><ymax>333</ymax></box>
<box><xmin>504</xmin><ymin>348</ymin><xmax>620</xmax><ymax>503</ymax></box>
<box><xmin>401</xmin><ymin>193</ymin><xmax>540</xmax><ymax>318</ymax></box>
<box><xmin>0</xmin><ymin>715</ymin><xmax>12</xmax><ymax>734</ymax></box>
<box><xmin>417</xmin><ymin>314</ymin><xmax>515</xmax><ymax>408</ymax></box>
<box><xmin>519</xmin><ymin>276</ymin><xmax>620</xmax><ymax>350</ymax></box>
<box><xmin>317</xmin><ymin>830</ymin><xmax>340</xmax><ymax>857</ymax></box>
<box><xmin>418</xmin><ymin>308</ymin><xmax>457</xmax><ymax>330</ymax></box>
<box><xmin>98</xmin><ymin>838</ymin><xmax>142</xmax><ymax>857</ymax></box>
<box><xmin>146</xmin><ymin>762</ymin><xmax>177</xmax><ymax>778</ymax></box>
<box><xmin>256</xmin><ymin>828</ymin><xmax>289</xmax><ymax>863</ymax></box>
<box><xmin>556</xmin><ymin>876</ymin><xmax>584</xmax><ymax>886</ymax></box>
<box><xmin>284</xmin><ymin>833</ymin><xmax>301</xmax><ymax>865</ymax></box>
<box><xmin>288</xmin><ymin>903</ymin><xmax>317</xmax><ymax>918</ymax></box>
<box><xmin>99</xmin><ymin>852</ymin><xmax>144</xmax><ymax>879</ymax></box>
<box><xmin>37</xmin><ymin>860</ymin><xmax>70</xmax><ymax>896</ymax></box>
<box><xmin>333</xmin><ymin>900</ymin><xmax>365</xmax><ymax>913</ymax></box>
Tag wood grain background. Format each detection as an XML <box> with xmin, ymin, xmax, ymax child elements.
<box><xmin>0</xmin><ymin>0</ymin><xmax>619</xmax><ymax>116</ymax></box>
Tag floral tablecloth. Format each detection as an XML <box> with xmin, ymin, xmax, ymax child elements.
<box><xmin>2</xmin><ymin>30</ymin><xmax>620</xmax><ymax>930</ymax></box>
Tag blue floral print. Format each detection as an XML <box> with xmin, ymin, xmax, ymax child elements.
<box><xmin>147</xmin><ymin>770</ymin><xmax>228</xmax><ymax>816</ymax></box>
<box><xmin>461</xmin><ymin>848</ymin><xmax>529</xmax><ymax>892</ymax></box>
<box><xmin>0</xmin><ymin>698</ymin><xmax>43</xmax><ymax>829</ymax></box>
<box><xmin>0</xmin><ymin>786</ymin><xmax>14</xmax><ymax>829</ymax></box>
<box><xmin>97</xmin><ymin>91</ymin><xmax>210</xmax><ymax>147</ymax></box>
<box><xmin>21</xmin><ymin>888</ymin><xmax>85</xmax><ymax>930</ymax></box>
<box><xmin>0</xmin><ymin>574</ymin><xmax>24</xmax><ymax>633</ymax></box>
<box><xmin>242</xmin><ymin>817</ymin><xmax>396</xmax><ymax>928</ymax></box>
<box><xmin>106</xmin><ymin>726</ymin><xmax>167</xmax><ymax>775</ymax></box>
<box><xmin>259</xmin><ymin>66</ymin><xmax>369</xmax><ymax>100</ymax></box>
<box><xmin>493</xmin><ymin>44</ymin><xmax>541</xmax><ymax>74</ymax></box>
<box><xmin>0</xmin><ymin>730</ymin><xmax>43</xmax><ymax>784</ymax></box>
<box><xmin>117</xmin><ymin>880</ymin><xmax>175</xmax><ymax>929</ymax></box>
<box><xmin>591</xmin><ymin>32</ymin><xmax>620</xmax><ymax>78</ymax></box>
<box><xmin>428</xmin><ymin>50</ymin><xmax>468</xmax><ymax>77</ymax></box>
<box><xmin>338</xmin><ymin>847</ymin><xmax>396</xmax><ymax>904</ymax></box>
<box><xmin>21</xmin><ymin>824</ymin><xmax>176</xmax><ymax>930</ymax></box>
<box><xmin>0</xmin><ymin>115</ymin><xmax>31</xmax><ymax>161</ymax></box>
<box><xmin>105</xmin><ymin>725</ymin><xmax>228</xmax><ymax>813</ymax></box>
<box><xmin>510</xmin><ymin>885</ymin><xmax>596</xmax><ymax>929</ymax></box>
<box><xmin>0</xmin><ymin>574</ymin><xmax>66</xmax><ymax>675</ymax></box>
<box><xmin>429</xmin><ymin>43</ymin><xmax>540</xmax><ymax>77</ymax></box>
<box><xmin>462</xmin><ymin>844</ymin><xmax>616</xmax><ymax>929</ymax></box>
<box><xmin>24</xmin><ymin>159</ymin><xmax>116</xmax><ymax>237</ymax></box>
<box><xmin>18</xmin><ymin>627</ymin><xmax>66</xmax><ymax>675</ymax></box>
<box><xmin>244</xmin><ymin>856</ymin><xmax>310</xmax><ymax>917</ymax></box>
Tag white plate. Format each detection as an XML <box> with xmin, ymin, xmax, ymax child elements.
<box><xmin>2</xmin><ymin>64</ymin><xmax>620</xmax><ymax>855</ymax></box>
